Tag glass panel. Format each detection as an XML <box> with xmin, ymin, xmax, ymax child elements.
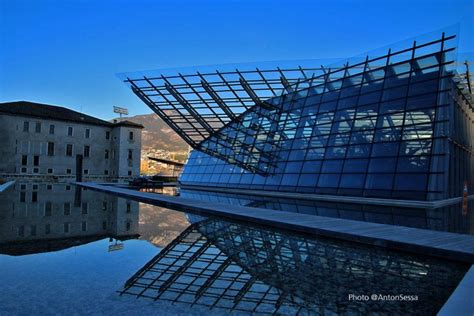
<box><xmin>371</xmin><ymin>142</ymin><xmax>399</xmax><ymax>157</ymax></box>
<box><xmin>408</xmin><ymin>79</ymin><xmax>439</xmax><ymax>96</ymax></box>
<box><xmin>321</xmin><ymin>160</ymin><xmax>344</xmax><ymax>173</ymax></box>
<box><xmin>374</xmin><ymin>127</ymin><xmax>402</xmax><ymax>142</ymax></box>
<box><xmin>365</xmin><ymin>174</ymin><xmax>394</xmax><ymax>190</ymax></box>
<box><xmin>343</xmin><ymin>159</ymin><xmax>368</xmax><ymax>172</ymax></box>
<box><xmin>394</xmin><ymin>174</ymin><xmax>427</xmax><ymax>191</ymax></box>
<box><xmin>340</xmin><ymin>174</ymin><xmax>365</xmax><ymax>188</ymax></box>
<box><xmin>318</xmin><ymin>174</ymin><xmax>340</xmax><ymax>188</ymax></box>
<box><xmin>368</xmin><ymin>158</ymin><xmax>397</xmax><ymax>173</ymax></box>
<box><xmin>297</xmin><ymin>174</ymin><xmax>319</xmax><ymax>187</ymax></box>
<box><xmin>397</xmin><ymin>156</ymin><xmax>430</xmax><ymax>172</ymax></box>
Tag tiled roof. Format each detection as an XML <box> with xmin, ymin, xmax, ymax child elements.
<box><xmin>0</xmin><ymin>101</ymin><xmax>143</xmax><ymax>128</ymax></box>
<box><xmin>112</xmin><ymin>119</ymin><xmax>144</xmax><ymax>129</ymax></box>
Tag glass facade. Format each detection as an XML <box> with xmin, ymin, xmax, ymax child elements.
<box><xmin>124</xmin><ymin>32</ymin><xmax>473</xmax><ymax>201</ymax></box>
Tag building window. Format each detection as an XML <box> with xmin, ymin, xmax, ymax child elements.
<box><xmin>126</xmin><ymin>202</ymin><xmax>131</xmax><ymax>213</ymax></box>
<box><xmin>106</xmin><ymin>131</ymin><xmax>110</xmax><ymax>140</ymax></box>
<box><xmin>31</xmin><ymin>225</ymin><xmax>37</xmax><ymax>236</ymax></box>
<box><xmin>21</xmin><ymin>167</ymin><xmax>27</xmax><ymax>173</ymax></box>
<box><xmin>85</xmin><ymin>128</ymin><xmax>90</xmax><ymax>138</ymax></box>
<box><xmin>45</xmin><ymin>224</ymin><xmax>51</xmax><ymax>235</ymax></box>
<box><xmin>23</xmin><ymin>121</ymin><xmax>29</xmax><ymax>132</ymax></box>
<box><xmin>68</xmin><ymin>126</ymin><xmax>73</xmax><ymax>136</ymax></box>
<box><xmin>128</xmin><ymin>149</ymin><xmax>133</xmax><ymax>160</ymax></box>
<box><xmin>66</xmin><ymin>168</ymin><xmax>72</xmax><ymax>174</ymax></box>
<box><xmin>44</xmin><ymin>202</ymin><xmax>52</xmax><ymax>216</ymax></box>
<box><xmin>35</xmin><ymin>122</ymin><xmax>41</xmax><ymax>133</ymax></box>
<box><xmin>104</xmin><ymin>170</ymin><xmax>109</xmax><ymax>175</ymax></box>
<box><xmin>126</xmin><ymin>221</ymin><xmax>131</xmax><ymax>231</ymax></box>
<box><xmin>128</xmin><ymin>170</ymin><xmax>132</xmax><ymax>176</ymax></box>
<box><xmin>82</xmin><ymin>202</ymin><xmax>88</xmax><ymax>214</ymax></box>
<box><xmin>81</xmin><ymin>222</ymin><xmax>87</xmax><ymax>232</ymax></box>
<box><xmin>49</xmin><ymin>124</ymin><xmax>55</xmax><ymax>135</ymax></box>
<box><xmin>64</xmin><ymin>203</ymin><xmax>71</xmax><ymax>215</ymax></box>
<box><xmin>66</xmin><ymin>144</ymin><xmax>73</xmax><ymax>157</ymax></box>
<box><xmin>84</xmin><ymin>169</ymin><xmax>89</xmax><ymax>175</ymax></box>
<box><xmin>33</xmin><ymin>155</ymin><xmax>39</xmax><ymax>166</ymax></box>
<box><xmin>84</xmin><ymin>145</ymin><xmax>90</xmax><ymax>158</ymax></box>
<box><xmin>33</xmin><ymin>167</ymin><xmax>39</xmax><ymax>173</ymax></box>
<box><xmin>21</xmin><ymin>155</ymin><xmax>27</xmax><ymax>166</ymax></box>
<box><xmin>47</xmin><ymin>142</ymin><xmax>55</xmax><ymax>156</ymax></box>
<box><xmin>129</xmin><ymin>131</ymin><xmax>134</xmax><ymax>141</ymax></box>
<box><xmin>20</xmin><ymin>191</ymin><xmax>26</xmax><ymax>202</ymax></box>
<box><xmin>102</xmin><ymin>201</ymin><xmax>107</xmax><ymax>211</ymax></box>
<box><xmin>47</xmin><ymin>168</ymin><xmax>53</xmax><ymax>174</ymax></box>
<box><xmin>64</xmin><ymin>223</ymin><xmax>70</xmax><ymax>233</ymax></box>
<box><xmin>102</xmin><ymin>221</ymin><xmax>107</xmax><ymax>230</ymax></box>
<box><xmin>104</xmin><ymin>150</ymin><xmax>109</xmax><ymax>159</ymax></box>
<box><xmin>31</xmin><ymin>191</ymin><xmax>38</xmax><ymax>203</ymax></box>
<box><xmin>47</xmin><ymin>184</ymin><xmax>52</xmax><ymax>190</ymax></box>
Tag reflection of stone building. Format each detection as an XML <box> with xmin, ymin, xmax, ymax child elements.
<box><xmin>120</xmin><ymin>218</ymin><xmax>468</xmax><ymax>315</ymax></box>
<box><xmin>0</xmin><ymin>182</ymin><xmax>139</xmax><ymax>255</ymax></box>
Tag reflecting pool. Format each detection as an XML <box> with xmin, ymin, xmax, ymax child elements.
<box><xmin>0</xmin><ymin>182</ymin><xmax>470</xmax><ymax>315</ymax></box>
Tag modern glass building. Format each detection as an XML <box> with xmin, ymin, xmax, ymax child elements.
<box><xmin>122</xmin><ymin>32</ymin><xmax>473</xmax><ymax>201</ymax></box>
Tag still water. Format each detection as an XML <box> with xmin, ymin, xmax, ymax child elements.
<box><xmin>0</xmin><ymin>183</ymin><xmax>470</xmax><ymax>315</ymax></box>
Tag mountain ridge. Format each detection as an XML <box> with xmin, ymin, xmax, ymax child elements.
<box><xmin>114</xmin><ymin>113</ymin><xmax>188</xmax><ymax>152</ymax></box>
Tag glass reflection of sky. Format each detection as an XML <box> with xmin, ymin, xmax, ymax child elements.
<box><xmin>0</xmin><ymin>237</ymin><xmax>227</xmax><ymax>315</ymax></box>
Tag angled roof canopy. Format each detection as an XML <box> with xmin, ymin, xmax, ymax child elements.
<box><xmin>121</xmin><ymin>32</ymin><xmax>463</xmax><ymax>175</ymax></box>
<box><xmin>123</xmin><ymin>66</ymin><xmax>331</xmax><ymax>146</ymax></box>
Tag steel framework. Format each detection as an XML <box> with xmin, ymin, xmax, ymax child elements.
<box><xmin>122</xmin><ymin>33</ymin><xmax>469</xmax><ymax>179</ymax></box>
<box><xmin>124</xmin><ymin>66</ymin><xmax>339</xmax><ymax>174</ymax></box>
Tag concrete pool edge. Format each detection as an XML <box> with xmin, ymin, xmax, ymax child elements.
<box><xmin>76</xmin><ymin>182</ymin><xmax>474</xmax><ymax>264</ymax></box>
<box><xmin>181</xmin><ymin>184</ymin><xmax>474</xmax><ymax>209</ymax></box>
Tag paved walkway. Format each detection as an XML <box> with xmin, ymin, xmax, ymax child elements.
<box><xmin>77</xmin><ymin>182</ymin><xmax>474</xmax><ymax>263</ymax></box>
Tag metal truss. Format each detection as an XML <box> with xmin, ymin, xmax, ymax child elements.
<box><xmin>119</xmin><ymin>218</ymin><xmax>466</xmax><ymax>315</ymax></box>
<box><xmin>124</xmin><ymin>33</ymin><xmax>461</xmax><ymax>176</ymax></box>
<box><xmin>124</xmin><ymin>67</ymin><xmax>331</xmax><ymax>174</ymax></box>
<box><xmin>125</xmin><ymin>67</ymin><xmax>326</xmax><ymax>146</ymax></box>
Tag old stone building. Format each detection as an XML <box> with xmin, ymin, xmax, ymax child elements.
<box><xmin>0</xmin><ymin>101</ymin><xmax>143</xmax><ymax>181</ymax></box>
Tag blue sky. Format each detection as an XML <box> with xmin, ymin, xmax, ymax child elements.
<box><xmin>1</xmin><ymin>0</ymin><xmax>473</xmax><ymax>120</ymax></box>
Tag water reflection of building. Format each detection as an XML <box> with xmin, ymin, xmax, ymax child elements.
<box><xmin>0</xmin><ymin>183</ymin><xmax>139</xmax><ymax>255</ymax></box>
<box><xmin>120</xmin><ymin>218</ymin><xmax>468</xmax><ymax>315</ymax></box>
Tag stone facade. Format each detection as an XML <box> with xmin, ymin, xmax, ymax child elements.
<box><xmin>0</xmin><ymin>102</ymin><xmax>143</xmax><ymax>182</ymax></box>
